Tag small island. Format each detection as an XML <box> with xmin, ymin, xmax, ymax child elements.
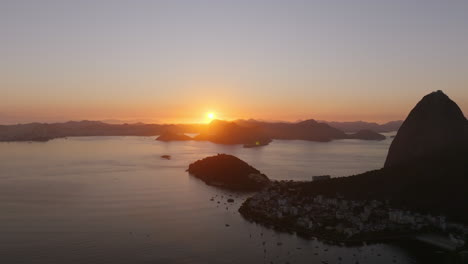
<box><xmin>347</xmin><ymin>129</ymin><xmax>386</xmax><ymax>141</ymax></box>
<box><xmin>243</xmin><ymin>141</ymin><xmax>270</xmax><ymax>148</ymax></box>
<box><xmin>187</xmin><ymin>154</ymin><xmax>270</xmax><ymax>191</ymax></box>
<box><xmin>161</xmin><ymin>155</ymin><xmax>171</xmax><ymax>160</ymax></box>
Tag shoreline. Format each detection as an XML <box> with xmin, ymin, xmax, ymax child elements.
<box><xmin>237</xmin><ymin>181</ymin><xmax>468</xmax><ymax>250</ymax></box>
<box><xmin>239</xmin><ymin>202</ymin><xmax>416</xmax><ymax>246</ymax></box>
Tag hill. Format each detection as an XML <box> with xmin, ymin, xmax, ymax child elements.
<box><xmin>385</xmin><ymin>90</ymin><xmax>468</xmax><ymax>168</ymax></box>
<box><xmin>194</xmin><ymin>120</ymin><xmax>272</xmax><ymax>146</ymax></box>
<box><xmin>240</xmin><ymin>91</ymin><xmax>468</xmax><ymax>225</ymax></box>
<box><xmin>303</xmin><ymin>91</ymin><xmax>468</xmax><ymax>222</ymax></box>
<box><xmin>187</xmin><ymin>154</ymin><xmax>270</xmax><ymax>191</ymax></box>
<box><xmin>235</xmin><ymin>119</ymin><xmax>348</xmax><ymax>142</ymax></box>
<box><xmin>322</xmin><ymin>120</ymin><xmax>403</xmax><ymax>133</ymax></box>
<box><xmin>0</xmin><ymin>121</ymin><xmax>204</xmax><ymax>142</ymax></box>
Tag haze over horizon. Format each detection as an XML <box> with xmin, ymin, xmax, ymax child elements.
<box><xmin>2</xmin><ymin>0</ymin><xmax>468</xmax><ymax>124</ymax></box>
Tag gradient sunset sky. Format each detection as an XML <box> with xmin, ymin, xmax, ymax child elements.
<box><xmin>1</xmin><ymin>0</ymin><xmax>467</xmax><ymax>124</ymax></box>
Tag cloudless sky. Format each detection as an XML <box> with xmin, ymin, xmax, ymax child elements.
<box><xmin>1</xmin><ymin>0</ymin><xmax>467</xmax><ymax>124</ymax></box>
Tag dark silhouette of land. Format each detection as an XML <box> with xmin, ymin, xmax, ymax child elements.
<box><xmin>316</xmin><ymin>90</ymin><xmax>468</xmax><ymax>223</ymax></box>
<box><xmin>241</xmin><ymin>90</ymin><xmax>468</xmax><ymax>224</ymax></box>
<box><xmin>347</xmin><ymin>129</ymin><xmax>386</xmax><ymax>141</ymax></box>
<box><xmin>194</xmin><ymin>120</ymin><xmax>272</xmax><ymax>146</ymax></box>
<box><xmin>321</xmin><ymin>120</ymin><xmax>403</xmax><ymax>133</ymax></box>
<box><xmin>234</xmin><ymin>119</ymin><xmax>348</xmax><ymax>142</ymax></box>
<box><xmin>298</xmin><ymin>150</ymin><xmax>468</xmax><ymax>223</ymax></box>
<box><xmin>385</xmin><ymin>90</ymin><xmax>468</xmax><ymax>168</ymax></box>
<box><xmin>234</xmin><ymin>119</ymin><xmax>386</xmax><ymax>141</ymax></box>
<box><xmin>0</xmin><ymin>118</ymin><xmax>389</xmax><ymax>144</ymax></box>
<box><xmin>0</xmin><ymin>121</ymin><xmax>192</xmax><ymax>142</ymax></box>
<box><xmin>187</xmin><ymin>154</ymin><xmax>270</xmax><ymax>191</ymax></box>
<box><xmin>156</xmin><ymin>131</ymin><xmax>192</xmax><ymax>141</ymax></box>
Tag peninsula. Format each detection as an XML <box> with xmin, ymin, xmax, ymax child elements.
<box><xmin>239</xmin><ymin>91</ymin><xmax>468</xmax><ymax>246</ymax></box>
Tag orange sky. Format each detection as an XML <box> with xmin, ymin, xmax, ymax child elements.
<box><xmin>1</xmin><ymin>1</ymin><xmax>468</xmax><ymax>125</ymax></box>
<box><xmin>2</xmin><ymin>87</ymin><xmax>466</xmax><ymax>125</ymax></box>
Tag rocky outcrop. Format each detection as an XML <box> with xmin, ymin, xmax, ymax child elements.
<box><xmin>187</xmin><ymin>154</ymin><xmax>270</xmax><ymax>191</ymax></box>
<box><xmin>384</xmin><ymin>90</ymin><xmax>467</xmax><ymax>168</ymax></box>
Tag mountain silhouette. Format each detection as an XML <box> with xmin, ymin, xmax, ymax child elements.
<box><xmin>187</xmin><ymin>154</ymin><xmax>270</xmax><ymax>190</ymax></box>
<box><xmin>194</xmin><ymin>120</ymin><xmax>272</xmax><ymax>146</ymax></box>
<box><xmin>298</xmin><ymin>91</ymin><xmax>468</xmax><ymax>223</ymax></box>
<box><xmin>235</xmin><ymin>119</ymin><xmax>387</xmax><ymax>141</ymax></box>
<box><xmin>385</xmin><ymin>90</ymin><xmax>468</xmax><ymax>168</ymax></box>
<box><xmin>322</xmin><ymin>120</ymin><xmax>403</xmax><ymax>133</ymax></box>
<box><xmin>1</xmin><ymin>118</ymin><xmax>387</xmax><ymax>143</ymax></box>
<box><xmin>347</xmin><ymin>129</ymin><xmax>386</xmax><ymax>140</ymax></box>
<box><xmin>234</xmin><ymin>119</ymin><xmax>347</xmax><ymax>142</ymax></box>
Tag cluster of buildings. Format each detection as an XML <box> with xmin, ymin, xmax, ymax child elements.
<box><xmin>241</xmin><ymin>181</ymin><xmax>467</xmax><ymax>243</ymax></box>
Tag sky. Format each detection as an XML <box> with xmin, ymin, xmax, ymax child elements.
<box><xmin>1</xmin><ymin>0</ymin><xmax>468</xmax><ymax>124</ymax></box>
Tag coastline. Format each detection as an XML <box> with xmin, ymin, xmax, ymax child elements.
<box><xmin>238</xmin><ymin>181</ymin><xmax>468</xmax><ymax>250</ymax></box>
<box><xmin>239</xmin><ymin>198</ymin><xmax>415</xmax><ymax>246</ymax></box>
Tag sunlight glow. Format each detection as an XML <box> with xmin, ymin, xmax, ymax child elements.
<box><xmin>207</xmin><ymin>112</ymin><xmax>215</xmax><ymax>120</ymax></box>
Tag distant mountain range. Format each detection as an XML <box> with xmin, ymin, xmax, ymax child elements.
<box><xmin>234</xmin><ymin>119</ymin><xmax>346</xmax><ymax>142</ymax></box>
<box><xmin>194</xmin><ymin>119</ymin><xmax>272</xmax><ymax>146</ymax></box>
<box><xmin>0</xmin><ymin>121</ymin><xmax>202</xmax><ymax>142</ymax></box>
<box><xmin>156</xmin><ymin>119</ymin><xmax>272</xmax><ymax>147</ymax></box>
<box><xmin>0</xmin><ymin>118</ymin><xmax>389</xmax><ymax>143</ymax></box>
<box><xmin>320</xmin><ymin>120</ymin><xmax>403</xmax><ymax>133</ymax></box>
<box><xmin>155</xmin><ymin>119</ymin><xmax>387</xmax><ymax>146</ymax></box>
<box><xmin>234</xmin><ymin>119</ymin><xmax>386</xmax><ymax>141</ymax></box>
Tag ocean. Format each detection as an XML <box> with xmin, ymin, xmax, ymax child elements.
<box><xmin>0</xmin><ymin>134</ymin><xmax>442</xmax><ymax>263</ymax></box>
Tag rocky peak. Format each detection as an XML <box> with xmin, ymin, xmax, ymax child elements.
<box><xmin>384</xmin><ymin>90</ymin><xmax>467</xmax><ymax>167</ymax></box>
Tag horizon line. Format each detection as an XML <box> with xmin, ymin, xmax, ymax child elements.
<box><xmin>0</xmin><ymin>118</ymin><xmax>406</xmax><ymax>126</ymax></box>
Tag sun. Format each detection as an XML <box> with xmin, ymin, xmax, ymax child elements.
<box><xmin>207</xmin><ymin>112</ymin><xmax>215</xmax><ymax>120</ymax></box>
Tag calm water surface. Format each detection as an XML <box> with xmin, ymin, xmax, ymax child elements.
<box><xmin>0</xmin><ymin>134</ymin><xmax>440</xmax><ymax>263</ymax></box>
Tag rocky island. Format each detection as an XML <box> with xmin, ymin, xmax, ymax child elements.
<box><xmin>187</xmin><ymin>154</ymin><xmax>270</xmax><ymax>191</ymax></box>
